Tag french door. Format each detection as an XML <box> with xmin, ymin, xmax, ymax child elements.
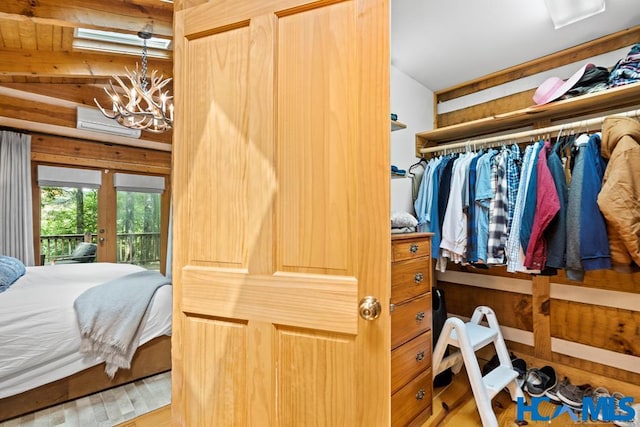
<box><xmin>36</xmin><ymin>165</ymin><xmax>169</xmax><ymax>272</ymax></box>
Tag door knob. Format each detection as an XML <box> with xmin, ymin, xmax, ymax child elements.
<box><xmin>359</xmin><ymin>296</ymin><xmax>381</xmax><ymax>320</ymax></box>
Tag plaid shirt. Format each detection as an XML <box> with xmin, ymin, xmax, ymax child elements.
<box><xmin>505</xmin><ymin>145</ymin><xmax>521</xmax><ymax>235</ymax></box>
<box><xmin>487</xmin><ymin>151</ymin><xmax>508</xmax><ymax>264</ymax></box>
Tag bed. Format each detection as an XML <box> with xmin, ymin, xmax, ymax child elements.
<box><xmin>0</xmin><ymin>262</ymin><xmax>172</xmax><ymax>422</ymax></box>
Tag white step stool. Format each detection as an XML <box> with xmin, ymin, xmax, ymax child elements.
<box><xmin>432</xmin><ymin>306</ymin><xmax>523</xmax><ymax>427</ymax></box>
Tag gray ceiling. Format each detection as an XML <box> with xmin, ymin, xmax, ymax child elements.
<box><xmin>391</xmin><ymin>0</ymin><xmax>640</xmax><ymax>92</ymax></box>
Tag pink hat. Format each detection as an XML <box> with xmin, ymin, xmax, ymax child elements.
<box><xmin>533</xmin><ymin>63</ymin><xmax>595</xmax><ymax>105</ymax></box>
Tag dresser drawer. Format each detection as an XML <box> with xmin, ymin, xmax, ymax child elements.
<box><xmin>391</xmin><ymin>257</ymin><xmax>431</xmax><ymax>304</ymax></box>
<box><xmin>392</xmin><ymin>238</ymin><xmax>430</xmax><ymax>262</ymax></box>
<box><xmin>391</xmin><ymin>294</ymin><xmax>432</xmax><ymax>349</ymax></box>
<box><xmin>391</xmin><ymin>330</ymin><xmax>432</xmax><ymax>394</ymax></box>
<box><xmin>391</xmin><ymin>367</ymin><xmax>432</xmax><ymax>427</ymax></box>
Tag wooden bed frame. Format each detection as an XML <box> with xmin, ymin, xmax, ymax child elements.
<box><xmin>0</xmin><ymin>335</ymin><xmax>171</xmax><ymax>422</ymax></box>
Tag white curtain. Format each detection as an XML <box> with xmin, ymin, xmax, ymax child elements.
<box><xmin>0</xmin><ymin>130</ymin><xmax>34</xmax><ymax>265</ymax></box>
<box><xmin>166</xmin><ymin>202</ymin><xmax>172</xmax><ymax>280</ymax></box>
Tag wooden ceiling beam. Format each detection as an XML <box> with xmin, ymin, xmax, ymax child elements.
<box><xmin>0</xmin><ymin>47</ymin><xmax>173</xmax><ymax>78</ymax></box>
<box><xmin>0</xmin><ymin>83</ymin><xmax>111</xmax><ymax>107</ymax></box>
<box><xmin>0</xmin><ymin>115</ymin><xmax>172</xmax><ymax>152</ymax></box>
<box><xmin>0</xmin><ymin>83</ymin><xmax>173</xmax><ymax>145</ymax></box>
<box><xmin>0</xmin><ymin>0</ymin><xmax>173</xmax><ymax>38</ymax></box>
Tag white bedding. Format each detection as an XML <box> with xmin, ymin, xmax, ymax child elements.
<box><xmin>0</xmin><ymin>263</ymin><xmax>172</xmax><ymax>399</ymax></box>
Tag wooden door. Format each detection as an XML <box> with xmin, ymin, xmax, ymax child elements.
<box><xmin>172</xmin><ymin>0</ymin><xmax>390</xmax><ymax>425</ymax></box>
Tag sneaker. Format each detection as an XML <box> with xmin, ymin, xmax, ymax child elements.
<box><xmin>614</xmin><ymin>396</ymin><xmax>640</xmax><ymax>427</ymax></box>
<box><xmin>546</xmin><ymin>376</ymin><xmax>570</xmax><ymax>404</ymax></box>
<box><xmin>591</xmin><ymin>387</ymin><xmax>611</xmax><ymax>421</ymax></box>
<box><xmin>557</xmin><ymin>381</ymin><xmax>592</xmax><ymax>408</ymax></box>
<box><xmin>511</xmin><ymin>358</ymin><xmax>527</xmax><ymax>389</ymax></box>
<box><xmin>482</xmin><ymin>352</ymin><xmax>521</xmax><ymax>376</ymax></box>
<box><xmin>525</xmin><ymin>366</ymin><xmax>557</xmax><ymax>397</ymax></box>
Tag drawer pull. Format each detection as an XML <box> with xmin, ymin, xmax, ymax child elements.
<box><xmin>416</xmin><ymin>389</ymin><xmax>426</xmax><ymax>400</ymax></box>
<box><xmin>415</xmin><ymin>351</ymin><xmax>425</xmax><ymax>362</ymax></box>
<box><xmin>414</xmin><ymin>272</ymin><xmax>423</xmax><ymax>283</ymax></box>
<box><xmin>409</xmin><ymin>244</ymin><xmax>419</xmax><ymax>253</ymax></box>
<box><xmin>416</xmin><ymin>311</ymin><xmax>425</xmax><ymax>321</ymax></box>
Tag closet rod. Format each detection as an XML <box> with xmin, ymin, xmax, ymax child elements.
<box><xmin>419</xmin><ymin>108</ymin><xmax>640</xmax><ymax>155</ymax></box>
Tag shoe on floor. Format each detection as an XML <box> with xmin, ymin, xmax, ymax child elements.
<box><xmin>556</xmin><ymin>381</ymin><xmax>592</xmax><ymax>408</ymax></box>
<box><xmin>481</xmin><ymin>352</ymin><xmax>522</xmax><ymax>376</ymax></box>
<box><xmin>591</xmin><ymin>386</ymin><xmax>611</xmax><ymax>421</ymax></box>
<box><xmin>546</xmin><ymin>376</ymin><xmax>570</xmax><ymax>404</ymax></box>
<box><xmin>613</xmin><ymin>399</ymin><xmax>640</xmax><ymax>427</ymax></box>
<box><xmin>525</xmin><ymin>366</ymin><xmax>557</xmax><ymax>397</ymax></box>
<box><xmin>511</xmin><ymin>358</ymin><xmax>527</xmax><ymax>389</ymax></box>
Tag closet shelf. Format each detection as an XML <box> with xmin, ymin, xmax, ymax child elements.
<box><xmin>391</xmin><ymin>120</ymin><xmax>407</xmax><ymax>131</ymax></box>
<box><xmin>415</xmin><ymin>81</ymin><xmax>640</xmax><ymax>153</ymax></box>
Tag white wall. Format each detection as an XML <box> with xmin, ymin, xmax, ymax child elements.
<box><xmin>390</xmin><ymin>65</ymin><xmax>433</xmax><ymax>215</ymax></box>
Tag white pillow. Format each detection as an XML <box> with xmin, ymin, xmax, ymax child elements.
<box><xmin>391</xmin><ymin>211</ymin><xmax>418</xmax><ymax>229</ymax></box>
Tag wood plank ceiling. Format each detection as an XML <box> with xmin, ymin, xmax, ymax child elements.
<box><xmin>0</xmin><ymin>0</ymin><xmax>174</xmax><ymax>145</ymax></box>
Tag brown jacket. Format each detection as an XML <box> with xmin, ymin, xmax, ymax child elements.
<box><xmin>597</xmin><ymin>116</ymin><xmax>640</xmax><ymax>272</ymax></box>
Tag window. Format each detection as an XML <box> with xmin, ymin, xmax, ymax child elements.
<box><xmin>73</xmin><ymin>28</ymin><xmax>172</xmax><ymax>59</ymax></box>
<box><xmin>115</xmin><ymin>173</ymin><xmax>165</xmax><ymax>270</ymax></box>
<box><xmin>38</xmin><ymin>166</ymin><xmax>100</xmax><ymax>264</ymax></box>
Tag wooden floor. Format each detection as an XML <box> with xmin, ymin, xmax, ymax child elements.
<box><xmin>109</xmin><ymin>370</ymin><xmax>613</xmax><ymax>427</ymax></box>
<box><xmin>114</xmin><ymin>406</ymin><xmax>171</xmax><ymax>427</ymax></box>
<box><xmin>35</xmin><ymin>365</ymin><xmax>627</xmax><ymax>426</ymax></box>
<box><xmin>0</xmin><ymin>371</ymin><xmax>171</xmax><ymax>427</ymax></box>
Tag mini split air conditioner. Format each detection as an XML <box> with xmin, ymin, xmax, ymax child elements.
<box><xmin>76</xmin><ymin>106</ymin><xmax>142</xmax><ymax>139</ymax></box>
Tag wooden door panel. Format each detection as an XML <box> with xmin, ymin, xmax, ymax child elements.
<box><xmin>181</xmin><ymin>269</ymin><xmax>357</xmax><ymax>333</ymax></box>
<box><xmin>183</xmin><ymin>316</ymin><xmax>248</xmax><ymax>426</ymax></box>
<box><xmin>278</xmin><ymin>328</ymin><xmax>356</xmax><ymax>425</ymax></box>
<box><xmin>277</xmin><ymin>2</ymin><xmax>355</xmax><ymax>275</ymax></box>
<box><xmin>184</xmin><ymin>26</ymin><xmax>250</xmax><ymax>268</ymax></box>
<box><xmin>174</xmin><ymin>0</ymin><xmax>389</xmax><ymax>425</ymax></box>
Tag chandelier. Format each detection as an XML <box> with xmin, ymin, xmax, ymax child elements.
<box><xmin>94</xmin><ymin>29</ymin><xmax>173</xmax><ymax>133</ymax></box>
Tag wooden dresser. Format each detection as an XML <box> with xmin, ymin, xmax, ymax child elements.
<box><xmin>390</xmin><ymin>232</ymin><xmax>434</xmax><ymax>427</ymax></box>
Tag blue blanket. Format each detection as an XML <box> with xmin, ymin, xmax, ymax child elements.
<box><xmin>73</xmin><ymin>269</ymin><xmax>171</xmax><ymax>378</ymax></box>
<box><xmin>0</xmin><ymin>256</ymin><xmax>26</xmax><ymax>293</ymax></box>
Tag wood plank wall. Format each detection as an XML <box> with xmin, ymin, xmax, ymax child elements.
<box><xmin>429</xmin><ymin>26</ymin><xmax>640</xmax><ymax>392</ymax></box>
<box><xmin>438</xmin><ymin>265</ymin><xmax>640</xmax><ymax>387</ymax></box>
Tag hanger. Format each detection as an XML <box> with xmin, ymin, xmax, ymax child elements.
<box><xmin>553</xmin><ymin>125</ymin><xmax>567</xmax><ymax>154</ymax></box>
<box><xmin>408</xmin><ymin>156</ymin><xmax>427</xmax><ymax>173</ymax></box>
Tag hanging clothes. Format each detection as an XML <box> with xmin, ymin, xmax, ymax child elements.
<box><xmin>474</xmin><ymin>149</ymin><xmax>497</xmax><ymax>264</ymax></box>
<box><xmin>597</xmin><ymin>116</ymin><xmax>640</xmax><ymax>272</ymax></box>
<box><xmin>544</xmin><ymin>135</ymin><xmax>573</xmax><ymax>270</ymax></box>
<box><xmin>519</xmin><ymin>142</ymin><xmax>544</xmax><ymax>256</ymax></box>
<box><xmin>578</xmin><ymin>133</ymin><xmax>611</xmax><ymax>271</ymax></box>
<box><xmin>409</xmin><ymin>158</ymin><xmax>428</xmax><ymax>203</ymax></box>
<box><xmin>524</xmin><ymin>140</ymin><xmax>560</xmax><ymax>270</ymax></box>
<box><xmin>414</xmin><ymin>157</ymin><xmax>436</xmax><ymax>226</ymax></box>
<box><xmin>565</xmin><ymin>135</ymin><xmax>589</xmax><ymax>281</ymax></box>
<box><xmin>429</xmin><ymin>156</ymin><xmax>453</xmax><ymax>258</ymax></box>
<box><xmin>505</xmin><ymin>144</ymin><xmax>521</xmax><ymax>236</ymax></box>
<box><xmin>466</xmin><ymin>150</ymin><xmax>484</xmax><ymax>263</ymax></box>
<box><xmin>506</xmin><ymin>144</ymin><xmax>536</xmax><ymax>273</ymax></box>
<box><xmin>440</xmin><ymin>152</ymin><xmax>475</xmax><ymax>264</ymax></box>
<box><xmin>487</xmin><ymin>149</ymin><xmax>509</xmax><ymax>265</ymax></box>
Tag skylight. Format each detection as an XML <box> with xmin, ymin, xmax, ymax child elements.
<box><xmin>73</xmin><ymin>28</ymin><xmax>172</xmax><ymax>58</ymax></box>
